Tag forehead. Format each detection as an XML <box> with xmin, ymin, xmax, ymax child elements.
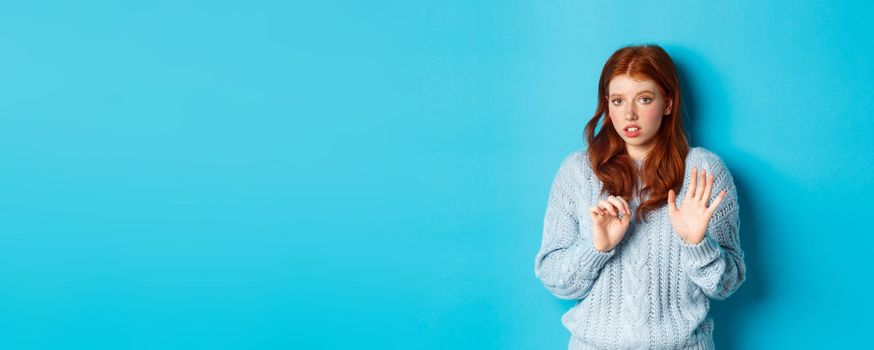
<box><xmin>607</xmin><ymin>74</ymin><xmax>660</xmax><ymax>95</ymax></box>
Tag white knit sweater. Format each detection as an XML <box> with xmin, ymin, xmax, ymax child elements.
<box><xmin>534</xmin><ymin>147</ymin><xmax>745</xmax><ymax>349</ymax></box>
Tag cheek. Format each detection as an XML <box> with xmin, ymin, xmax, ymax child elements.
<box><xmin>640</xmin><ymin>106</ymin><xmax>664</xmax><ymax>123</ymax></box>
<box><xmin>607</xmin><ymin>106</ymin><xmax>621</xmax><ymax>121</ymax></box>
<box><xmin>644</xmin><ymin>114</ymin><xmax>664</xmax><ymax>130</ymax></box>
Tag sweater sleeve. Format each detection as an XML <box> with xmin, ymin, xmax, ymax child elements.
<box><xmin>534</xmin><ymin>152</ymin><xmax>615</xmax><ymax>300</ymax></box>
<box><xmin>678</xmin><ymin>152</ymin><xmax>746</xmax><ymax>300</ymax></box>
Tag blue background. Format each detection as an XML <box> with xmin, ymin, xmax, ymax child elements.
<box><xmin>1</xmin><ymin>1</ymin><xmax>872</xmax><ymax>349</ymax></box>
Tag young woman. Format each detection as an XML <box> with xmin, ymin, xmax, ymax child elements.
<box><xmin>533</xmin><ymin>44</ymin><xmax>746</xmax><ymax>349</ymax></box>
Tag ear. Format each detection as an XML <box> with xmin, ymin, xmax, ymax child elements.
<box><xmin>663</xmin><ymin>98</ymin><xmax>673</xmax><ymax>115</ymax></box>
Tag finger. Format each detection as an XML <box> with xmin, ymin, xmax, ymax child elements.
<box><xmin>616</xmin><ymin>196</ymin><xmax>632</xmax><ymax>216</ymax></box>
<box><xmin>589</xmin><ymin>206</ymin><xmax>608</xmax><ymax>219</ymax></box>
<box><xmin>707</xmin><ymin>190</ymin><xmax>727</xmax><ymax>215</ymax></box>
<box><xmin>687</xmin><ymin>167</ymin><xmax>697</xmax><ymax>199</ymax></box>
<box><xmin>588</xmin><ymin>206</ymin><xmax>602</xmax><ymax>217</ymax></box>
<box><xmin>694</xmin><ymin>168</ymin><xmax>707</xmax><ymax>200</ymax></box>
<box><xmin>667</xmin><ymin>189</ymin><xmax>678</xmax><ymax>215</ymax></box>
<box><xmin>703</xmin><ymin>173</ymin><xmax>714</xmax><ymax>204</ymax></box>
<box><xmin>606</xmin><ymin>196</ymin><xmax>628</xmax><ymax>215</ymax></box>
<box><xmin>609</xmin><ymin>197</ymin><xmax>623</xmax><ymax>217</ymax></box>
<box><xmin>598</xmin><ymin>200</ymin><xmax>618</xmax><ymax>216</ymax></box>
<box><xmin>619</xmin><ymin>199</ymin><xmax>632</xmax><ymax>222</ymax></box>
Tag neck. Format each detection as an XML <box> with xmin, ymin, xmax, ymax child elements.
<box><xmin>626</xmin><ymin>144</ymin><xmax>654</xmax><ymax>161</ymax></box>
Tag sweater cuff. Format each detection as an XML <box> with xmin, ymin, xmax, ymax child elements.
<box><xmin>679</xmin><ymin>234</ymin><xmax>721</xmax><ymax>268</ymax></box>
<box><xmin>578</xmin><ymin>244</ymin><xmax>616</xmax><ymax>277</ymax></box>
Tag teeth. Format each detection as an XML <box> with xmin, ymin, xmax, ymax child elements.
<box><xmin>627</xmin><ymin>128</ymin><xmax>639</xmax><ymax>132</ymax></box>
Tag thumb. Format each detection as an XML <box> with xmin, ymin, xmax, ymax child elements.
<box><xmin>667</xmin><ymin>189</ymin><xmax>678</xmax><ymax>216</ymax></box>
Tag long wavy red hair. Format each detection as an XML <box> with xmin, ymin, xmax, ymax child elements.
<box><xmin>583</xmin><ymin>44</ymin><xmax>690</xmax><ymax>224</ymax></box>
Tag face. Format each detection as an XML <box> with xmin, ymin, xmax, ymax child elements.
<box><xmin>606</xmin><ymin>74</ymin><xmax>673</xmax><ymax>160</ymax></box>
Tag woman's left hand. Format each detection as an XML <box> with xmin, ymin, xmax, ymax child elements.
<box><xmin>667</xmin><ymin>167</ymin><xmax>727</xmax><ymax>245</ymax></box>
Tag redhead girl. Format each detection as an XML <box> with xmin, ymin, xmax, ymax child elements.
<box><xmin>534</xmin><ymin>44</ymin><xmax>745</xmax><ymax>349</ymax></box>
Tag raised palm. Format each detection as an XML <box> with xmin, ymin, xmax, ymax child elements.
<box><xmin>668</xmin><ymin>167</ymin><xmax>727</xmax><ymax>244</ymax></box>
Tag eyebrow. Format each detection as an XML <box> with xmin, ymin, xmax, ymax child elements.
<box><xmin>608</xmin><ymin>90</ymin><xmax>656</xmax><ymax>97</ymax></box>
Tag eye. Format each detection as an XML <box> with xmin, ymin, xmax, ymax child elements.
<box><xmin>639</xmin><ymin>96</ymin><xmax>653</xmax><ymax>103</ymax></box>
<box><xmin>610</xmin><ymin>98</ymin><xmax>622</xmax><ymax>105</ymax></box>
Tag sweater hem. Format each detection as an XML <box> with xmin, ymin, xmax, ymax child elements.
<box><xmin>568</xmin><ymin>334</ymin><xmax>715</xmax><ymax>350</ymax></box>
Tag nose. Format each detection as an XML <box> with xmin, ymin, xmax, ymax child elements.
<box><xmin>624</xmin><ymin>105</ymin><xmax>637</xmax><ymax>120</ymax></box>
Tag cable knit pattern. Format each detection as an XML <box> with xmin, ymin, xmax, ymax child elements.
<box><xmin>534</xmin><ymin>147</ymin><xmax>746</xmax><ymax>350</ymax></box>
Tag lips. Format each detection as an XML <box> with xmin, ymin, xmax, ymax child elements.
<box><xmin>623</xmin><ymin>125</ymin><xmax>641</xmax><ymax>138</ymax></box>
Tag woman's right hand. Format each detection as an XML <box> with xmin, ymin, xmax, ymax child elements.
<box><xmin>588</xmin><ymin>195</ymin><xmax>632</xmax><ymax>252</ymax></box>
